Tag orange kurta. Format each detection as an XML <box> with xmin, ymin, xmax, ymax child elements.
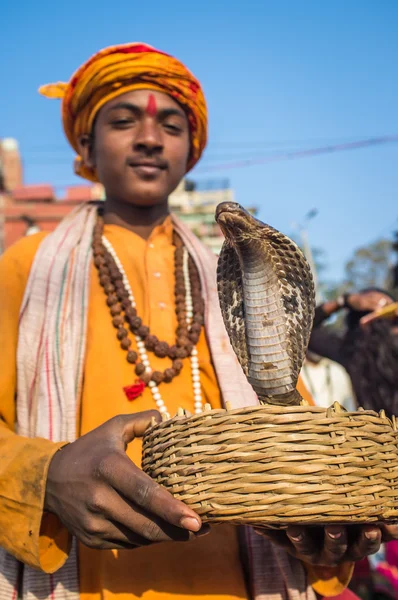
<box><xmin>0</xmin><ymin>219</ymin><xmax>349</xmax><ymax>599</ymax></box>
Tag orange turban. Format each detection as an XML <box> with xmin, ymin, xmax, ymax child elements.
<box><xmin>39</xmin><ymin>42</ymin><xmax>208</xmax><ymax>182</ymax></box>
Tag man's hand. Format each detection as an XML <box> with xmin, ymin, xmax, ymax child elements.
<box><xmin>360</xmin><ymin>302</ymin><xmax>398</xmax><ymax>327</ymax></box>
<box><xmin>347</xmin><ymin>290</ymin><xmax>392</xmax><ymax>314</ymax></box>
<box><xmin>256</xmin><ymin>524</ymin><xmax>384</xmax><ymax>567</ymax></box>
<box><xmin>45</xmin><ymin>410</ymin><xmax>206</xmax><ymax>550</ymax></box>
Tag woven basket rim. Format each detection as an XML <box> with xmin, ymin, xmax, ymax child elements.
<box><xmin>145</xmin><ymin>403</ymin><xmax>395</xmax><ymax>434</ymax></box>
<box><xmin>142</xmin><ymin>403</ymin><xmax>398</xmax><ymax>526</ymax></box>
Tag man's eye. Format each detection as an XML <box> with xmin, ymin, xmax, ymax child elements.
<box><xmin>111</xmin><ymin>118</ymin><xmax>135</xmax><ymax>127</ymax></box>
<box><xmin>164</xmin><ymin>123</ymin><xmax>182</xmax><ymax>134</ymax></box>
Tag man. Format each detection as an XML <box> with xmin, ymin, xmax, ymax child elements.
<box><xmin>0</xmin><ymin>42</ymin><xmax>389</xmax><ymax>600</ymax></box>
<box><xmin>302</xmin><ymin>351</ymin><xmax>356</xmax><ymax>411</ymax></box>
<box><xmin>309</xmin><ymin>289</ymin><xmax>398</xmax><ymax>414</ymax></box>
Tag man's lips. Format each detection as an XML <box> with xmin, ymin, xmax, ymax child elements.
<box><xmin>127</xmin><ymin>161</ymin><xmax>168</xmax><ymax>178</ymax></box>
<box><xmin>131</xmin><ymin>165</ymin><xmax>162</xmax><ymax>176</ymax></box>
<box><xmin>128</xmin><ymin>159</ymin><xmax>168</xmax><ymax>171</ymax></box>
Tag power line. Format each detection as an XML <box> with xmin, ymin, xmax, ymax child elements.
<box><xmin>195</xmin><ymin>135</ymin><xmax>398</xmax><ymax>172</ymax></box>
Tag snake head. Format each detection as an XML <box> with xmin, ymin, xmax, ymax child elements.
<box><xmin>215</xmin><ymin>202</ymin><xmax>263</xmax><ymax>246</ymax></box>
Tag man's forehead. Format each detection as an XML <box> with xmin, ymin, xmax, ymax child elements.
<box><xmin>104</xmin><ymin>89</ymin><xmax>183</xmax><ymax>112</ymax></box>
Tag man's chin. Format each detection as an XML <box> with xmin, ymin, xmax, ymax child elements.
<box><xmin>119</xmin><ymin>183</ymin><xmax>170</xmax><ymax>207</ymax></box>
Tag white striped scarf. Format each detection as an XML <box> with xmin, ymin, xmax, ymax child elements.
<box><xmin>0</xmin><ymin>203</ymin><xmax>315</xmax><ymax>600</ymax></box>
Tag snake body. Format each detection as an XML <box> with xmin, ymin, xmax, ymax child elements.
<box><xmin>215</xmin><ymin>202</ymin><xmax>315</xmax><ymax>406</ymax></box>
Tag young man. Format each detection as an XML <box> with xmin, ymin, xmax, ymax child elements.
<box><xmin>0</xmin><ymin>43</ymin><xmax>389</xmax><ymax>600</ymax></box>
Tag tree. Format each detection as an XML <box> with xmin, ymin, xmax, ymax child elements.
<box><xmin>343</xmin><ymin>238</ymin><xmax>393</xmax><ymax>291</ymax></box>
<box><xmin>293</xmin><ymin>234</ymin><xmax>395</xmax><ymax>304</ymax></box>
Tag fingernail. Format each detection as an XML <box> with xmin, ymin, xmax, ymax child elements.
<box><xmin>195</xmin><ymin>525</ymin><xmax>210</xmax><ymax>538</ymax></box>
<box><xmin>180</xmin><ymin>516</ymin><xmax>201</xmax><ymax>532</ymax></box>
<box><xmin>288</xmin><ymin>532</ymin><xmax>303</xmax><ymax>542</ymax></box>
<box><xmin>365</xmin><ymin>531</ymin><xmax>379</xmax><ymax>540</ymax></box>
<box><xmin>328</xmin><ymin>531</ymin><xmax>342</xmax><ymax>539</ymax></box>
<box><xmin>287</xmin><ymin>527</ymin><xmax>304</xmax><ymax>542</ymax></box>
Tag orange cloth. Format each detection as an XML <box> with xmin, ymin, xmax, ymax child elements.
<box><xmin>0</xmin><ymin>220</ymin><xmax>350</xmax><ymax>598</ymax></box>
<box><xmin>39</xmin><ymin>43</ymin><xmax>207</xmax><ymax>181</ymax></box>
<box><xmin>297</xmin><ymin>375</ymin><xmax>313</xmax><ymax>405</ymax></box>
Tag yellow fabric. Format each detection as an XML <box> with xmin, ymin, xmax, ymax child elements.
<box><xmin>0</xmin><ymin>221</ymin><xmax>350</xmax><ymax>598</ymax></box>
<box><xmin>39</xmin><ymin>42</ymin><xmax>207</xmax><ymax>181</ymax></box>
<box><xmin>306</xmin><ymin>563</ymin><xmax>355</xmax><ymax>597</ymax></box>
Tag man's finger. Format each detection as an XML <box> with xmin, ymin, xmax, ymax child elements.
<box><xmin>319</xmin><ymin>526</ymin><xmax>348</xmax><ymax>566</ymax></box>
<box><xmin>111</xmin><ymin>411</ymin><xmax>161</xmax><ymax>445</ymax></box>
<box><xmin>346</xmin><ymin>527</ymin><xmax>381</xmax><ymax>562</ymax></box>
<box><xmin>379</xmin><ymin>523</ymin><xmax>398</xmax><ymax>542</ymax></box>
<box><xmin>360</xmin><ymin>302</ymin><xmax>398</xmax><ymax>327</ymax></box>
<box><xmin>104</xmin><ymin>453</ymin><xmax>202</xmax><ymax>532</ymax></box>
<box><xmin>286</xmin><ymin>526</ymin><xmax>321</xmax><ymax>563</ymax></box>
<box><xmin>99</xmin><ymin>486</ymin><xmax>195</xmax><ymax>543</ymax></box>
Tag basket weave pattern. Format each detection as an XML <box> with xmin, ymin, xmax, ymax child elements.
<box><xmin>142</xmin><ymin>404</ymin><xmax>398</xmax><ymax>527</ymax></box>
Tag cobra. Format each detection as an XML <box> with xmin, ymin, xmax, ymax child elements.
<box><xmin>215</xmin><ymin>202</ymin><xmax>316</xmax><ymax>406</ymax></box>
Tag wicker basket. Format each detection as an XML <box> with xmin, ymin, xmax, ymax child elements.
<box><xmin>142</xmin><ymin>403</ymin><xmax>398</xmax><ymax>528</ymax></box>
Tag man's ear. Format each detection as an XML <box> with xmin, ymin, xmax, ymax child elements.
<box><xmin>77</xmin><ymin>134</ymin><xmax>95</xmax><ymax>169</ymax></box>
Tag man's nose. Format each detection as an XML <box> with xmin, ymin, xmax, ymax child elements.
<box><xmin>133</xmin><ymin>118</ymin><xmax>163</xmax><ymax>153</ymax></box>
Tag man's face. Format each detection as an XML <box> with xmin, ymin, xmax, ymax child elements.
<box><xmin>79</xmin><ymin>89</ymin><xmax>190</xmax><ymax>206</ymax></box>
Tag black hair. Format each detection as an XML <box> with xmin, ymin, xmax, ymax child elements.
<box><xmin>342</xmin><ymin>288</ymin><xmax>398</xmax><ymax>414</ymax></box>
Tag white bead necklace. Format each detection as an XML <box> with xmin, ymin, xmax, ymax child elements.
<box><xmin>102</xmin><ymin>236</ymin><xmax>204</xmax><ymax>415</ymax></box>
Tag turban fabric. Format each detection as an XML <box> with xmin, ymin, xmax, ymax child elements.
<box><xmin>39</xmin><ymin>43</ymin><xmax>208</xmax><ymax>182</ymax></box>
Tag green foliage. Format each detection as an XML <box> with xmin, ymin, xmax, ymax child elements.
<box><xmin>344</xmin><ymin>239</ymin><xmax>393</xmax><ymax>291</ymax></box>
<box><xmin>310</xmin><ymin>238</ymin><xmax>394</xmax><ymax>299</ymax></box>
<box><xmin>308</xmin><ymin>237</ymin><xmax>395</xmax><ymax>331</ymax></box>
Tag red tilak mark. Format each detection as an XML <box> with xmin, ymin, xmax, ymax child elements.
<box><xmin>146</xmin><ymin>93</ymin><xmax>157</xmax><ymax>117</ymax></box>
<box><xmin>123</xmin><ymin>380</ymin><xmax>146</xmax><ymax>401</ymax></box>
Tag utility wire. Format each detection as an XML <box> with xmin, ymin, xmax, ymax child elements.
<box><xmin>195</xmin><ymin>135</ymin><xmax>398</xmax><ymax>172</ymax></box>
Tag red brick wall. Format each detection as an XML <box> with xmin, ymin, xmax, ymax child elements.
<box><xmin>3</xmin><ymin>185</ymin><xmax>103</xmax><ymax>249</ymax></box>
<box><xmin>5</xmin><ymin>215</ymin><xmax>70</xmax><ymax>248</ymax></box>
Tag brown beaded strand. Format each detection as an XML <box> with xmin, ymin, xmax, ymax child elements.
<box><xmin>92</xmin><ymin>213</ymin><xmax>204</xmax><ymax>396</ymax></box>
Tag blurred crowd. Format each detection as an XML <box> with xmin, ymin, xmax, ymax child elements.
<box><xmin>304</xmin><ymin>289</ymin><xmax>398</xmax><ymax>599</ymax></box>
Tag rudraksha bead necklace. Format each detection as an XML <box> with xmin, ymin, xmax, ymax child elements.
<box><xmin>92</xmin><ymin>214</ymin><xmax>205</xmax><ymax>414</ymax></box>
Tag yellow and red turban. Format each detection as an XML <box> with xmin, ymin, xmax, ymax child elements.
<box><xmin>39</xmin><ymin>42</ymin><xmax>208</xmax><ymax>182</ymax></box>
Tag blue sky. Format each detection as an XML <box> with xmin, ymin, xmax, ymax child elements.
<box><xmin>1</xmin><ymin>0</ymin><xmax>397</xmax><ymax>283</ymax></box>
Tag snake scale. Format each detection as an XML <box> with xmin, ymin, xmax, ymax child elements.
<box><xmin>215</xmin><ymin>202</ymin><xmax>316</xmax><ymax>406</ymax></box>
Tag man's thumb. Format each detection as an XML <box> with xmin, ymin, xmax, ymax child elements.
<box><xmin>119</xmin><ymin>410</ymin><xmax>161</xmax><ymax>445</ymax></box>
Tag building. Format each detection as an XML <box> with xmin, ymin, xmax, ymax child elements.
<box><xmin>0</xmin><ymin>138</ymin><xmax>23</xmax><ymax>192</ymax></box>
<box><xmin>0</xmin><ymin>181</ymin><xmax>104</xmax><ymax>251</ymax></box>
<box><xmin>169</xmin><ymin>178</ymin><xmax>236</xmax><ymax>254</ymax></box>
<box><xmin>0</xmin><ymin>138</ymin><xmax>255</xmax><ymax>253</ymax></box>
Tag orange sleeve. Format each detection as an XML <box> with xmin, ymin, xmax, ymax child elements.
<box><xmin>0</xmin><ymin>234</ymin><xmax>70</xmax><ymax>572</ymax></box>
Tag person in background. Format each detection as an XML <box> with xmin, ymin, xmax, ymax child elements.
<box><xmin>309</xmin><ymin>289</ymin><xmax>398</xmax><ymax>414</ymax></box>
<box><xmin>21</xmin><ymin>214</ymin><xmax>41</xmax><ymax>236</ymax></box>
<box><xmin>309</xmin><ymin>289</ymin><xmax>398</xmax><ymax>600</ymax></box>
<box><xmin>301</xmin><ymin>350</ymin><xmax>356</xmax><ymax>411</ymax></box>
